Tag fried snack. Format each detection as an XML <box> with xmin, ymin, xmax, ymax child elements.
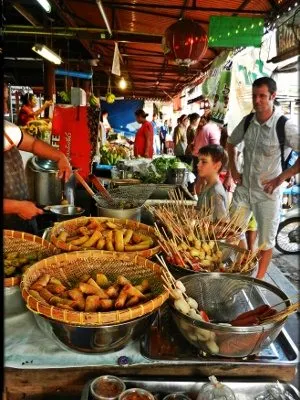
<box><xmin>37</xmin><ymin>287</ymin><xmax>55</xmax><ymax>302</ymax></box>
<box><xmin>123</xmin><ymin>283</ymin><xmax>145</xmax><ymax>299</ymax></box>
<box><xmin>85</xmin><ymin>295</ymin><xmax>100</xmax><ymax>312</ymax></box>
<box><xmin>123</xmin><ymin>229</ymin><xmax>134</xmax><ymax>244</ymax></box>
<box><xmin>31</xmin><ymin>274</ymin><xmax>50</xmax><ymax>289</ymax></box>
<box><xmin>82</xmin><ymin>230</ymin><xmax>102</xmax><ymax>248</ymax></box>
<box><xmin>117</xmin><ymin>275</ymin><xmax>131</xmax><ymax>286</ymax></box>
<box><xmin>98</xmin><ymin>299</ymin><xmax>114</xmax><ymax>311</ymax></box>
<box><xmin>50</xmin><ymin>296</ymin><xmax>78</xmax><ymax>308</ymax></box>
<box><xmin>46</xmin><ymin>283</ymin><xmax>67</xmax><ymax>294</ymax></box>
<box><xmin>66</xmin><ymin>235</ymin><xmax>80</xmax><ymax>243</ymax></box>
<box><xmin>87</xmin><ymin>278</ymin><xmax>109</xmax><ymax>298</ymax></box>
<box><xmin>56</xmin><ymin>303</ymin><xmax>74</xmax><ymax>311</ymax></box>
<box><xmin>124</xmin><ymin>241</ymin><xmax>152</xmax><ymax>251</ymax></box>
<box><xmin>132</xmin><ymin>233</ymin><xmax>143</xmax><ymax>244</ymax></box>
<box><xmin>70</xmin><ymin>235</ymin><xmax>90</xmax><ymax>246</ymax></box>
<box><xmin>105</xmin><ymin>230</ymin><xmax>114</xmax><ymax>251</ymax></box>
<box><xmin>80</xmin><ymin>274</ymin><xmax>91</xmax><ymax>283</ymax></box>
<box><xmin>68</xmin><ymin>288</ymin><xmax>85</xmax><ymax>302</ymax></box>
<box><xmin>96</xmin><ymin>238</ymin><xmax>106</xmax><ymax>250</ymax></box>
<box><xmin>135</xmin><ymin>279</ymin><xmax>150</xmax><ymax>293</ymax></box>
<box><xmin>106</xmin><ymin>221</ymin><xmax>120</xmax><ymax>229</ymax></box>
<box><xmin>49</xmin><ymin>277</ymin><xmax>64</xmax><ymax>286</ymax></box>
<box><xmin>57</xmin><ymin>231</ymin><xmax>69</xmax><ymax>242</ymax></box>
<box><xmin>78</xmin><ymin>226</ymin><xmax>92</xmax><ymax>236</ymax></box>
<box><xmin>114</xmin><ymin>230</ymin><xmax>124</xmax><ymax>252</ymax></box>
<box><xmin>29</xmin><ymin>289</ymin><xmax>48</xmax><ymax>304</ymax></box>
<box><xmin>115</xmin><ymin>287</ymin><xmax>128</xmax><ymax>309</ymax></box>
<box><xmin>125</xmin><ymin>296</ymin><xmax>140</xmax><ymax>307</ymax></box>
<box><xmin>95</xmin><ymin>273</ymin><xmax>109</xmax><ymax>288</ymax></box>
<box><xmin>105</xmin><ymin>283</ymin><xmax>120</xmax><ymax>298</ymax></box>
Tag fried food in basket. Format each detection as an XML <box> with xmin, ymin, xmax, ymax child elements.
<box><xmin>4</xmin><ymin>251</ymin><xmax>45</xmax><ymax>278</ymax></box>
<box><xmin>54</xmin><ymin>219</ymin><xmax>155</xmax><ymax>252</ymax></box>
<box><xmin>28</xmin><ymin>273</ymin><xmax>154</xmax><ymax>313</ymax></box>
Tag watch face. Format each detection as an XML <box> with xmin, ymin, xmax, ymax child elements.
<box><xmin>4</xmin><ymin>120</ymin><xmax>22</xmax><ymax>151</ymax></box>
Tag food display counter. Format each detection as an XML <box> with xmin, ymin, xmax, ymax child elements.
<box><xmin>4</xmin><ymin>264</ymin><xmax>299</xmax><ymax>400</ymax></box>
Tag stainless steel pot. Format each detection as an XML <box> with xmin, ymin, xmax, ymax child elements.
<box><xmin>167</xmin><ymin>168</ymin><xmax>186</xmax><ymax>185</ymax></box>
<box><xmin>25</xmin><ymin>157</ymin><xmax>76</xmax><ymax>206</ymax></box>
<box><xmin>33</xmin><ymin>311</ymin><xmax>156</xmax><ymax>353</ymax></box>
<box><xmin>96</xmin><ymin>205</ymin><xmax>141</xmax><ymax>221</ymax></box>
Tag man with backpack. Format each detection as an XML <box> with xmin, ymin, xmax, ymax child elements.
<box><xmin>227</xmin><ymin>77</ymin><xmax>299</xmax><ymax>280</ymax></box>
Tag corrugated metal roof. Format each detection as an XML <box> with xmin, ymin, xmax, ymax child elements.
<box><xmin>4</xmin><ymin>0</ymin><xmax>295</xmax><ymax>98</ymax></box>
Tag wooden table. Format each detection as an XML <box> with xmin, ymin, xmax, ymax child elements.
<box><xmin>4</xmin><ymin>264</ymin><xmax>299</xmax><ymax>400</ymax></box>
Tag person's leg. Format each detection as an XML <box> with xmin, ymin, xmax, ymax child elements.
<box><xmin>230</xmin><ymin>186</ymin><xmax>252</xmax><ymax>248</ymax></box>
<box><xmin>246</xmin><ymin>230</ymin><xmax>258</xmax><ymax>251</ymax></box>
<box><xmin>252</xmin><ymin>197</ymin><xmax>281</xmax><ymax>279</ymax></box>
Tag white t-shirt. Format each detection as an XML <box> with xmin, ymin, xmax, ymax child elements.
<box><xmin>4</xmin><ymin>120</ymin><xmax>23</xmax><ymax>151</ymax></box>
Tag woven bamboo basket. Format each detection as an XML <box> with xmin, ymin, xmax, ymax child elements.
<box><xmin>49</xmin><ymin>216</ymin><xmax>161</xmax><ymax>257</ymax></box>
<box><xmin>20</xmin><ymin>250</ymin><xmax>169</xmax><ymax>326</ymax></box>
<box><xmin>4</xmin><ymin>230</ymin><xmax>60</xmax><ymax>288</ymax></box>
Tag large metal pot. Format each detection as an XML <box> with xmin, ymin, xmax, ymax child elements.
<box><xmin>25</xmin><ymin>157</ymin><xmax>76</xmax><ymax>206</ymax></box>
<box><xmin>96</xmin><ymin>205</ymin><xmax>141</xmax><ymax>221</ymax></box>
<box><xmin>33</xmin><ymin>311</ymin><xmax>156</xmax><ymax>353</ymax></box>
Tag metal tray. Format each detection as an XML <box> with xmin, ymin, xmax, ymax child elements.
<box><xmin>140</xmin><ymin>305</ymin><xmax>298</xmax><ymax>368</ymax></box>
<box><xmin>81</xmin><ymin>377</ymin><xmax>300</xmax><ymax>400</ymax></box>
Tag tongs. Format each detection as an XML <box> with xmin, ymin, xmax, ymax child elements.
<box><xmin>74</xmin><ymin>170</ymin><xmax>113</xmax><ymax>206</ymax></box>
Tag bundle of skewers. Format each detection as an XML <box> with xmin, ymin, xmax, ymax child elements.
<box><xmin>154</xmin><ymin>220</ymin><xmax>261</xmax><ymax>274</ymax></box>
<box><xmin>146</xmin><ymin>189</ymin><xmax>250</xmax><ymax>243</ymax></box>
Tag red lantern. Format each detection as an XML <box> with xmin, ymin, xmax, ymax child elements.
<box><xmin>162</xmin><ymin>19</ymin><xmax>208</xmax><ymax>67</ymax></box>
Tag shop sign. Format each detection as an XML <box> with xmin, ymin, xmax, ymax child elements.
<box><xmin>276</xmin><ymin>23</ymin><xmax>300</xmax><ymax>59</ymax></box>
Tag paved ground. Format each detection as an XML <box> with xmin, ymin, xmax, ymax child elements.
<box><xmin>272</xmin><ymin>248</ymin><xmax>299</xmax><ymax>290</ymax></box>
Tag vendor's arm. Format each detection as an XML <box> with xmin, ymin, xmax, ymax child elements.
<box><xmin>144</xmin><ymin>125</ymin><xmax>153</xmax><ymax>158</ymax></box>
<box><xmin>3</xmin><ymin>199</ymin><xmax>44</xmax><ymax>219</ymax></box>
<box><xmin>19</xmin><ymin>133</ymin><xmax>72</xmax><ymax>181</ymax></box>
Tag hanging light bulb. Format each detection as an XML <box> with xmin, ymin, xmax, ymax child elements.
<box><xmin>119</xmin><ymin>77</ymin><xmax>127</xmax><ymax>90</ymax></box>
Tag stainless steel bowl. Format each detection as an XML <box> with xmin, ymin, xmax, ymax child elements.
<box><xmin>170</xmin><ymin>273</ymin><xmax>290</xmax><ymax>358</ymax></box>
<box><xmin>96</xmin><ymin>204</ymin><xmax>141</xmax><ymax>221</ymax></box>
<box><xmin>167</xmin><ymin>242</ymin><xmax>257</xmax><ymax>279</ymax></box>
<box><xmin>34</xmin><ymin>311</ymin><xmax>156</xmax><ymax>353</ymax></box>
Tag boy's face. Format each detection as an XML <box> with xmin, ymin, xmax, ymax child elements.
<box><xmin>197</xmin><ymin>154</ymin><xmax>221</xmax><ymax>178</ymax></box>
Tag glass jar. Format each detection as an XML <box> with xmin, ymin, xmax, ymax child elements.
<box><xmin>90</xmin><ymin>375</ymin><xmax>126</xmax><ymax>400</ymax></box>
<box><xmin>119</xmin><ymin>388</ymin><xmax>155</xmax><ymax>400</ymax></box>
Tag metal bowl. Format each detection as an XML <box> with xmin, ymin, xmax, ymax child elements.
<box><xmin>33</xmin><ymin>310</ymin><xmax>156</xmax><ymax>353</ymax></box>
<box><xmin>169</xmin><ymin>273</ymin><xmax>290</xmax><ymax>358</ymax></box>
<box><xmin>45</xmin><ymin>205</ymin><xmax>85</xmax><ymax>221</ymax></box>
<box><xmin>167</xmin><ymin>242</ymin><xmax>258</xmax><ymax>278</ymax></box>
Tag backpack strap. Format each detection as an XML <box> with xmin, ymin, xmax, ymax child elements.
<box><xmin>275</xmin><ymin>115</ymin><xmax>288</xmax><ymax>170</ymax></box>
<box><xmin>243</xmin><ymin>112</ymin><xmax>255</xmax><ymax>134</ymax></box>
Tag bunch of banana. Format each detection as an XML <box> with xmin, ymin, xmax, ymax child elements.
<box><xmin>89</xmin><ymin>94</ymin><xmax>100</xmax><ymax>108</ymax></box>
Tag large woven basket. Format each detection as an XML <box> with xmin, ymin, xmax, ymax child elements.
<box><xmin>49</xmin><ymin>216</ymin><xmax>161</xmax><ymax>258</ymax></box>
<box><xmin>20</xmin><ymin>250</ymin><xmax>169</xmax><ymax>326</ymax></box>
<box><xmin>4</xmin><ymin>230</ymin><xmax>60</xmax><ymax>288</ymax></box>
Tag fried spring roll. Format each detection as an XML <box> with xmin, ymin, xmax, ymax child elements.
<box><xmin>57</xmin><ymin>231</ymin><xmax>69</xmax><ymax>242</ymax></box>
<box><xmin>78</xmin><ymin>226</ymin><xmax>91</xmax><ymax>236</ymax></box>
<box><xmin>123</xmin><ymin>229</ymin><xmax>134</xmax><ymax>244</ymax></box>
<box><xmin>123</xmin><ymin>284</ymin><xmax>145</xmax><ymax>299</ymax></box>
<box><xmin>95</xmin><ymin>273</ymin><xmax>109</xmax><ymax>288</ymax></box>
<box><xmin>56</xmin><ymin>303</ymin><xmax>74</xmax><ymax>311</ymax></box>
<box><xmin>96</xmin><ymin>238</ymin><xmax>106</xmax><ymax>250</ymax></box>
<box><xmin>115</xmin><ymin>287</ymin><xmax>128</xmax><ymax>309</ymax></box>
<box><xmin>49</xmin><ymin>277</ymin><xmax>64</xmax><ymax>286</ymax></box>
<box><xmin>105</xmin><ymin>283</ymin><xmax>120</xmax><ymax>299</ymax></box>
<box><xmin>124</xmin><ymin>241</ymin><xmax>152</xmax><ymax>251</ymax></box>
<box><xmin>125</xmin><ymin>296</ymin><xmax>140</xmax><ymax>307</ymax></box>
<box><xmin>31</xmin><ymin>274</ymin><xmax>50</xmax><ymax>289</ymax></box>
<box><xmin>66</xmin><ymin>235</ymin><xmax>80</xmax><ymax>243</ymax></box>
<box><xmin>98</xmin><ymin>299</ymin><xmax>114</xmax><ymax>311</ymax></box>
<box><xmin>37</xmin><ymin>287</ymin><xmax>55</xmax><ymax>303</ymax></box>
<box><xmin>46</xmin><ymin>283</ymin><xmax>67</xmax><ymax>294</ymax></box>
<box><xmin>80</xmin><ymin>281</ymin><xmax>109</xmax><ymax>299</ymax></box>
<box><xmin>114</xmin><ymin>230</ymin><xmax>124</xmax><ymax>252</ymax></box>
<box><xmin>68</xmin><ymin>288</ymin><xmax>85</xmax><ymax>302</ymax></box>
<box><xmin>85</xmin><ymin>295</ymin><xmax>100</xmax><ymax>312</ymax></box>
<box><xmin>79</xmin><ymin>274</ymin><xmax>91</xmax><ymax>283</ymax></box>
<box><xmin>29</xmin><ymin>289</ymin><xmax>48</xmax><ymax>305</ymax></box>
<box><xmin>117</xmin><ymin>275</ymin><xmax>131</xmax><ymax>286</ymax></box>
<box><xmin>82</xmin><ymin>230</ymin><xmax>102</xmax><ymax>248</ymax></box>
<box><xmin>70</xmin><ymin>235</ymin><xmax>90</xmax><ymax>246</ymax></box>
<box><xmin>132</xmin><ymin>233</ymin><xmax>143</xmax><ymax>244</ymax></box>
<box><xmin>135</xmin><ymin>279</ymin><xmax>150</xmax><ymax>293</ymax></box>
<box><xmin>50</xmin><ymin>296</ymin><xmax>78</xmax><ymax>308</ymax></box>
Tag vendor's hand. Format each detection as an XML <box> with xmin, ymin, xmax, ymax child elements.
<box><xmin>262</xmin><ymin>175</ymin><xmax>283</xmax><ymax>194</ymax></box>
<box><xmin>231</xmin><ymin>168</ymin><xmax>242</xmax><ymax>185</ymax></box>
<box><xmin>223</xmin><ymin>172</ymin><xmax>233</xmax><ymax>191</ymax></box>
<box><xmin>44</xmin><ymin>100</ymin><xmax>53</xmax><ymax>108</ymax></box>
<box><xmin>57</xmin><ymin>153</ymin><xmax>72</xmax><ymax>181</ymax></box>
<box><xmin>16</xmin><ymin>201</ymin><xmax>44</xmax><ymax>220</ymax></box>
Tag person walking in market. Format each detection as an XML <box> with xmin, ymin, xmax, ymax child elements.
<box><xmin>3</xmin><ymin>120</ymin><xmax>72</xmax><ymax>234</ymax></box>
<box><xmin>133</xmin><ymin>109</ymin><xmax>154</xmax><ymax>158</ymax></box>
<box><xmin>151</xmin><ymin>113</ymin><xmax>161</xmax><ymax>155</ymax></box>
<box><xmin>173</xmin><ymin>114</ymin><xmax>190</xmax><ymax>159</ymax></box>
<box><xmin>227</xmin><ymin>77</ymin><xmax>300</xmax><ymax>280</ymax></box>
